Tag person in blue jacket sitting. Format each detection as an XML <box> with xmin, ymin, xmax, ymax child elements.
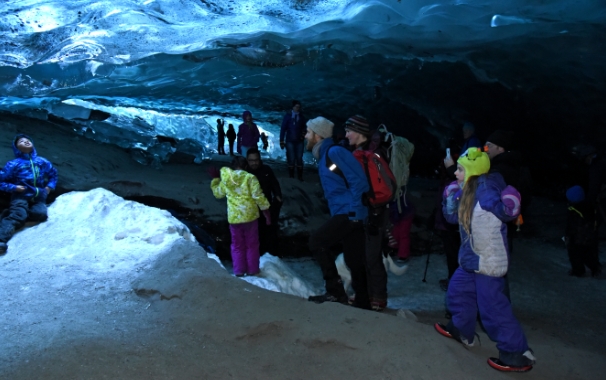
<box><xmin>0</xmin><ymin>134</ymin><xmax>58</xmax><ymax>254</ymax></box>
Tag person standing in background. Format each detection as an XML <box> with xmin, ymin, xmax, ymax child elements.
<box><xmin>226</xmin><ymin>124</ymin><xmax>237</xmax><ymax>156</ymax></box>
<box><xmin>216</xmin><ymin>118</ymin><xmax>226</xmax><ymax>155</ymax></box>
<box><xmin>279</xmin><ymin>100</ymin><xmax>307</xmax><ymax>181</ymax></box>
<box><xmin>237</xmin><ymin>110</ymin><xmax>260</xmax><ymax>158</ymax></box>
<box><xmin>246</xmin><ymin>148</ymin><xmax>282</xmax><ymax>255</ymax></box>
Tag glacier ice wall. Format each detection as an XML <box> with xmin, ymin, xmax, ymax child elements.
<box><xmin>0</xmin><ymin>0</ymin><xmax>605</xmax><ymax>171</ymax></box>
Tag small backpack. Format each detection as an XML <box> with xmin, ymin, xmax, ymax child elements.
<box><xmin>324</xmin><ymin>144</ymin><xmax>397</xmax><ymax>208</ymax></box>
<box><xmin>352</xmin><ymin>149</ymin><xmax>397</xmax><ymax>208</ymax></box>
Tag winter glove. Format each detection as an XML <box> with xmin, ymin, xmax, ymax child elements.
<box><xmin>262</xmin><ymin>209</ymin><xmax>272</xmax><ymax>225</ymax></box>
<box><xmin>443</xmin><ymin>181</ymin><xmax>460</xmax><ymax>199</ymax></box>
<box><xmin>279</xmin><ymin>141</ymin><xmax>285</xmax><ymax>150</ymax></box>
<box><xmin>207</xmin><ymin>166</ymin><xmax>221</xmax><ymax>179</ymax></box>
<box><xmin>501</xmin><ymin>185</ymin><xmax>521</xmax><ymax>217</ymax></box>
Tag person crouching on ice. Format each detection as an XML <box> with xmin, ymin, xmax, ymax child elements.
<box><xmin>434</xmin><ymin>147</ymin><xmax>536</xmax><ymax>373</ymax></box>
<box><xmin>210</xmin><ymin>156</ymin><xmax>271</xmax><ymax>277</ymax></box>
<box><xmin>0</xmin><ymin>134</ymin><xmax>58</xmax><ymax>255</ymax></box>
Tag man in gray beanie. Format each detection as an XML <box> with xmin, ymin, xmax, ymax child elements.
<box><xmin>305</xmin><ymin>116</ymin><xmax>371</xmax><ymax>309</ymax></box>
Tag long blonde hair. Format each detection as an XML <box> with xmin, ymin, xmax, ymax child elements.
<box><xmin>458</xmin><ymin>175</ymin><xmax>480</xmax><ymax>235</ymax></box>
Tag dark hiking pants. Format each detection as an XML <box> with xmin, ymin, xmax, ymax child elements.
<box><xmin>0</xmin><ymin>198</ymin><xmax>48</xmax><ymax>243</ymax></box>
<box><xmin>309</xmin><ymin>214</ymin><xmax>368</xmax><ymax>304</ymax></box>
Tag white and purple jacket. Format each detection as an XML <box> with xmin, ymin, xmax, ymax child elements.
<box><xmin>442</xmin><ymin>172</ymin><xmax>521</xmax><ymax>277</ymax></box>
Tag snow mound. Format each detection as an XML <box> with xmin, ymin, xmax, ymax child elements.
<box><xmin>10</xmin><ymin>188</ymin><xmax>196</xmax><ymax>272</ymax></box>
<box><xmin>241</xmin><ymin>253</ymin><xmax>321</xmax><ymax>299</ymax></box>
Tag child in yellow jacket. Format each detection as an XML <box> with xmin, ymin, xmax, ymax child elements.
<box><xmin>211</xmin><ymin>156</ymin><xmax>270</xmax><ymax>276</ymax></box>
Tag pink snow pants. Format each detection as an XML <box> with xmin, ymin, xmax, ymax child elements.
<box><xmin>389</xmin><ymin>213</ymin><xmax>414</xmax><ymax>259</ymax></box>
<box><xmin>229</xmin><ymin>220</ymin><xmax>260</xmax><ymax>275</ymax></box>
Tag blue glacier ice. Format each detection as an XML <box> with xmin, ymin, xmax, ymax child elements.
<box><xmin>0</xmin><ymin>0</ymin><xmax>605</xmax><ymax>167</ymax></box>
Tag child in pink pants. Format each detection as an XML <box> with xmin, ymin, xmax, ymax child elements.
<box><xmin>210</xmin><ymin>157</ymin><xmax>270</xmax><ymax>276</ymax></box>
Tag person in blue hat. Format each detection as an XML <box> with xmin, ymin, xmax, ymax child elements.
<box><xmin>564</xmin><ymin>185</ymin><xmax>601</xmax><ymax>277</ymax></box>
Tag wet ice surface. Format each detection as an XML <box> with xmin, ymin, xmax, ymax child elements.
<box><xmin>1</xmin><ymin>1</ymin><xmax>604</xmax><ymax>168</ymax></box>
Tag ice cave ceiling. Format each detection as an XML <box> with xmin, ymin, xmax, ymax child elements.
<box><xmin>0</xmin><ymin>0</ymin><xmax>605</xmax><ymax>175</ymax></box>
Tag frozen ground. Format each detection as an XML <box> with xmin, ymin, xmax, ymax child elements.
<box><xmin>1</xmin><ymin>115</ymin><xmax>605</xmax><ymax>379</ymax></box>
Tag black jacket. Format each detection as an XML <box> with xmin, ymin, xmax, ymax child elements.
<box><xmin>248</xmin><ymin>164</ymin><xmax>282</xmax><ymax>204</ymax></box>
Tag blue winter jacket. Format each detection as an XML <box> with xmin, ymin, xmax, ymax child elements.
<box><xmin>317</xmin><ymin>138</ymin><xmax>368</xmax><ymax>221</ymax></box>
<box><xmin>442</xmin><ymin>172</ymin><xmax>519</xmax><ymax>277</ymax></box>
<box><xmin>0</xmin><ymin>134</ymin><xmax>58</xmax><ymax>201</ymax></box>
<box><xmin>279</xmin><ymin>111</ymin><xmax>307</xmax><ymax>143</ymax></box>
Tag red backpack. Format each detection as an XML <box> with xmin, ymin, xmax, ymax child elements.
<box><xmin>352</xmin><ymin>150</ymin><xmax>397</xmax><ymax>208</ymax></box>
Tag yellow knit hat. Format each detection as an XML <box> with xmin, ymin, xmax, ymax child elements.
<box><xmin>458</xmin><ymin>147</ymin><xmax>490</xmax><ymax>183</ymax></box>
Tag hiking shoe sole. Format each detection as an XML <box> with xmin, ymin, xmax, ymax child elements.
<box><xmin>488</xmin><ymin>358</ymin><xmax>533</xmax><ymax>373</ymax></box>
<box><xmin>308</xmin><ymin>294</ymin><xmax>348</xmax><ymax>304</ymax></box>
<box><xmin>434</xmin><ymin>322</ymin><xmax>453</xmax><ymax>339</ymax></box>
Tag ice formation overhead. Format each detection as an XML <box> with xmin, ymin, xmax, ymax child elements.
<box><xmin>0</xmin><ymin>1</ymin><xmax>604</xmax><ymax>168</ymax></box>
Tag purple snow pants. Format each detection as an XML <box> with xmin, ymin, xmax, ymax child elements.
<box><xmin>447</xmin><ymin>267</ymin><xmax>529</xmax><ymax>355</ymax></box>
<box><xmin>229</xmin><ymin>220</ymin><xmax>260</xmax><ymax>275</ymax></box>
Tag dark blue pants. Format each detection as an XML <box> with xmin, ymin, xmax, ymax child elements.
<box><xmin>447</xmin><ymin>268</ymin><xmax>528</xmax><ymax>355</ymax></box>
<box><xmin>286</xmin><ymin>141</ymin><xmax>304</xmax><ymax>168</ymax></box>
<box><xmin>0</xmin><ymin>198</ymin><xmax>48</xmax><ymax>243</ymax></box>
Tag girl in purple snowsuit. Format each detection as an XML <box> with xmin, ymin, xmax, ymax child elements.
<box><xmin>210</xmin><ymin>157</ymin><xmax>271</xmax><ymax>276</ymax></box>
<box><xmin>434</xmin><ymin>148</ymin><xmax>536</xmax><ymax>373</ymax></box>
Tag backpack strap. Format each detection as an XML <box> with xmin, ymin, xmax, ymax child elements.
<box><xmin>324</xmin><ymin>144</ymin><xmax>349</xmax><ymax>189</ymax></box>
<box><xmin>360</xmin><ymin>153</ymin><xmax>376</xmax><ymax>200</ymax></box>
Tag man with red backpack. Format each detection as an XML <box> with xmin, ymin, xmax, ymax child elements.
<box><xmin>344</xmin><ymin>115</ymin><xmax>397</xmax><ymax>311</ymax></box>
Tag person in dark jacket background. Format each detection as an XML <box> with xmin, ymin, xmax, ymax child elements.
<box><xmin>279</xmin><ymin>100</ymin><xmax>307</xmax><ymax>180</ymax></box>
<box><xmin>0</xmin><ymin>134</ymin><xmax>58</xmax><ymax>254</ymax></box>
<box><xmin>237</xmin><ymin>110</ymin><xmax>260</xmax><ymax>158</ymax></box>
<box><xmin>564</xmin><ymin>186</ymin><xmax>601</xmax><ymax>277</ymax></box>
<box><xmin>226</xmin><ymin>124</ymin><xmax>237</xmax><ymax>156</ymax></box>
<box><xmin>460</xmin><ymin>122</ymin><xmax>482</xmax><ymax>155</ymax></box>
<box><xmin>566</xmin><ymin>144</ymin><xmax>606</xmax><ymax>277</ymax></box>
<box><xmin>485</xmin><ymin>129</ymin><xmax>533</xmax><ymax>252</ymax></box>
<box><xmin>216</xmin><ymin>119</ymin><xmax>226</xmax><ymax>155</ymax></box>
<box><xmin>246</xmin><ymin>148</ymin><xmax>283</xmax><ymax>255</ymax></box>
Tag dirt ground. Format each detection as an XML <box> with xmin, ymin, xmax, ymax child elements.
<box><xmin>0</xmin><ymin>115</ymin><xmax>605</xmax><ymax>379</ymax></box>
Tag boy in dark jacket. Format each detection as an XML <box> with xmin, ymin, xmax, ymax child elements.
<box><xmin>564</xmin><ymin>186</ymin><xmax>601</xmax><ymax>277</ymax></box>
<box><xmin>0</xmin><ymin>135</ymin><xmax>58</xmax><ymax>254</ymax></box>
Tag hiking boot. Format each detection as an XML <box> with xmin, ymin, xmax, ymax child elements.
<box><xmin>288</xmin><ymin>167</ymin><xmax>295</xmax><ymax>178</ymax></box>
<box><xmin>434</xmin><ymin>322</ymin><xmax>475</xmax><ymax>347</ymax></box>
<box><xmin>296</xmin><ymin>166</ymin><xmax>303</xmax><ymax>182</ymax></box>
<box><xmin>0</xmin><ymin>242</ymin><xmax>7</xmax><ymax>255</ymax></box>
<box><xmin>488</xmin><ymin>348</ymin><xmax>535</xmax><ymax>372</ymax></box>
<box><xmin>487</xmin><ymin>358</ymin><xmax>533</xmax><ymax>373</ymax></box>
<box><xmin>568</xmin><ymin>269</ymin><xmax>586</xmax><ymax>277</ymax></box>
<box><xmin>488</xmin><ymin>350</ymin><xmax>535</xmax><ymax>372</ymax></box>
<box><xmin>371</xmin><ymin>299</ymin><xmax>387</xmax><ymax>312</ymax></box>
<box><xmin>308</xmin><ymin>293</ymin><xmax>348</xmax><ymax>304</ymax></box>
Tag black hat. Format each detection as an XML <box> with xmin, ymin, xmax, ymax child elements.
<box><xmin>486</xmin><ymin>130</ymin><xmax>514</xmax><ymax>150</ymax></box>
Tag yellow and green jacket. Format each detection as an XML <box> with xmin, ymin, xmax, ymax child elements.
<box><xmin>211</xmin><ymin>167</ymin><xmax>270</xmax><ymax>224</ymax></box>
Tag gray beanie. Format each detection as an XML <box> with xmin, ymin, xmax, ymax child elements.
<box><xmin>306</xmin><ymin>116</ymin><xmax>334</xmax><ymax>139</ymax></box>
